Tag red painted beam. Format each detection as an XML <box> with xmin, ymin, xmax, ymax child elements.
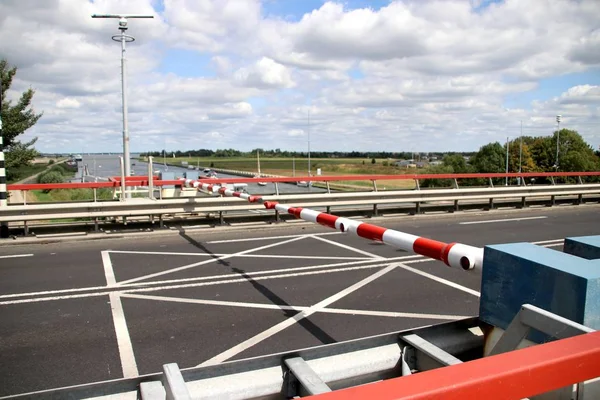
<box><xmin>7</xmin><ymin>171</ymin><xmax>600</xmax><ymax>191</ymax></box>
<box><xmin>310</xmin><ymin>330</ymin><xmax>600</xmax><ymax>400</ymax></box>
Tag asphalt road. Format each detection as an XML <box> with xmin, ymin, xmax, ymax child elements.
<box><xmin>1</xmin><ymin>204</ymin><xmax>599</xmax><ymax>396</ymax></box>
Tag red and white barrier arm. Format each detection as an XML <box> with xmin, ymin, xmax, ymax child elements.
<box><xmin>181</xmin><ymin>179</ymin><xmax>482</xmax><ymax>270</ymax></box>
<box><xmin>263</xmin><ymin>201</ymin><xmax>483</xmax><ymax>271</ymax></box>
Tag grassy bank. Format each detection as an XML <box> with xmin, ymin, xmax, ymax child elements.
<box><xmin>32</xmin><ymin>188</ymin><xmax>114</xmax><ymax>202</ymax></box>
<box><xmin>7</xmin><ymin>164</ymin><xmax>49</xmax><ymax>183</ymax></box>
<box><xmin>144</xmin><ymin>156</ymin><xmax>419</xmax><ymax>190</ymax></box>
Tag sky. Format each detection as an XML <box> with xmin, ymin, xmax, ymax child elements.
<box><xmin>1</xmin><ymin>0</ymin><xmax>599</xmax><ymax>153</ymax></box>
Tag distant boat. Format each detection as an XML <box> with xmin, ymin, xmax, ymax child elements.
<box><xmin>74</xmin><ymin>154</ymin><xmax>83</xmax><ymax>162</ymax></box>
<box><xmin>254</xmin><ymin>150</ymin><xmax>268</xmax><ymax>186</ymax></box>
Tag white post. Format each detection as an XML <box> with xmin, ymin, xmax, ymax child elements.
<box><xmin>505</xmin><ymin>136</ymin><xmax>509</xmax><ymax>186</ymax></box>
<box><xmin>120</xmin><ymin>156</ymin><xmax>126</xmax><ymax>201</ymax></box>
<box><xmin>148</xmin><ymin>156</ymin><xmax>154</xmax><ymax>199</ymax></box>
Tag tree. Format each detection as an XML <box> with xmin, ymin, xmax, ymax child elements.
<box><xmin>470</xmin><ymin>142</ymin><xmax>506</xmax><ymax>173</ymax></box>
<box><xmin>1</xmin><ymin>59</ymin><xmax>43</xmax><ymax>172</ymax></box>
<box><xmin>371</xmin><ymin>158</ymin><xmax>376</xmax><ymax>164</ymax></box>
<box><xmin>442</xmin><ymin>154</ymin><xmax>471</xmax><ymax>173</ymax></box>
<box><xmin>508</xmin><ymin>138</ymin><xmax>537</xmax><ymax>173</ymax></box>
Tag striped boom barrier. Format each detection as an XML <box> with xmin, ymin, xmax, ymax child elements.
<box><xmin>0</xmin><ymin>93</ymin><xmax>9</xmax><ymax>238</ymax></box>
<box><xmin>182</xmin><ymin>178</ymin><xmax>482</xmax><ymax>270</ymax></box>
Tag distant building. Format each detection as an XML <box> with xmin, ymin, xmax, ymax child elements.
<box><xmin>430</xmin><ymin>160</ymin><xmax>443</xmax><ymax>166</ymax></box>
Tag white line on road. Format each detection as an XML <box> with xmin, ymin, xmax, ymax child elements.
<box><xmin>395</xmin><ymin>260</ymin><xmax>481</xmax><ymax>297</ymax></box>
<box><xmin>0</xmin><ymin>263</ymin><xmax>391</xmax><ymax>305</ymax></box>
<box><xmin>310</xmin><ymin>235</ymin><xmax>385</xmax><ymax>259</ymax></box>
<box><xmin>117</xmin><ymin>236</ymin><xmax>306</xmax><ymax>285</ymax></box>
<box><xmin>108</xmin><ymin>250</ymin><xmax>370</xmax><ymax>261</ymax></box>
<box><xmin>109</xmin><ymin>292</ymin><xmax>139</xmax><ymax>378</ymax></box>
<box><xmin>122</xmin><ymin>293</ymin><xmax>470</xmax><ymax>321</ymax></box>
<box><xmin>532</xmin><ymin>239</ymin><xmax>564</xmax><ymax>245</ymax></box>
<box><xmin>102</xmin><ymin>251</ymin><xmax>116</xmax><ymax>286</ymax></box>
<box><xmin>0</xmin><ymin>255</ymin><xmax>424</xmax><ymax>301</ymax></box>
<box><xmin>207</xmin><ymin>231</ymin><xmax>342</xmax><ymax>244</ymax></box>
<box><xmin>0</xmin><ymin>254</ymin><xmax>33</xmax><ymax>259</ymax></box>
<box><xmin>198</xmin><ymin>263</ymin><xmax>400</xmax><ymax>366</ymax></box>
<box><xmin>459</xmin><ymin>216</ymin><xmax>547</xmax><ymax>225</ymax></box>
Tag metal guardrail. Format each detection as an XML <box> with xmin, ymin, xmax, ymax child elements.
<box><xmin>1</xmin><ymin>184</ymin><xmax>599</xmax><ymax>225</ymax></box>
<box><xmin>3</xmin><ymin>305</ymin><xmax>597</xmax><ymax>399</ymax></box>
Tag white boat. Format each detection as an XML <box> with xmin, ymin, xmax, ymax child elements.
<box><xmin>255</xmin><ymin>150</ymin><xmax>268</xmax><ymax>186</ymax></box>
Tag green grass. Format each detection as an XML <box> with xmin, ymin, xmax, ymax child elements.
<box><xmin>7</xmin><ymin>164</ymin><xmax>49</xmax><ymax>183</ymax></box>
<box><xmin>32</xmin><ymin>188</ymin><xmax>115</xmax><ymax>202</ymax></box>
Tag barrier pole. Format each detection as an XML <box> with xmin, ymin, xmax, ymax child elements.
<box><xmin>184</xmin><ymin>179</ymin><xmax>482</xmax><ymax>270</ymax></box>
<box><xmin>0</xmin><ymin>136</ymin><xmax>8</xmax><ymax>238</ymax></box>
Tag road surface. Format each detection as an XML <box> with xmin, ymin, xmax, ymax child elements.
<box><xmin>0</xmin><ymin>204</ymin><xmax>599</xmax><ymax>396</ymax></box>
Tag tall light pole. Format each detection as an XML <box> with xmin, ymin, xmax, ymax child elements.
<box><xmin>555</xmin><ymin>115</ymin><xmax>561</xmax><ymax>171</ymax></box>
<box><xmin>92</xmin><ymin>14</ymin><xmax>153</xmax><ymax>198</ymax></box>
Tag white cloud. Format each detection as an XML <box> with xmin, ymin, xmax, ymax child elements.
<box><xmin>0</xmin><ymin>0</ymin><xmax>598</xmax><ymax>153</ymax></box>
<box><xmin>234</xmin><ymin>57</ymin><xmax>295</xmax><ymax>89</ymax></box>
<box><xmin>56</xmin><ymin>98</ymin><xmax>81</xmax><ymax>109</ymax></box>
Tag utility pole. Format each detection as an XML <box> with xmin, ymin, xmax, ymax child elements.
<box><xmin>92</xmin><ymin>13</ymin><xmax>153</xmax><ymax>198</ymax></box>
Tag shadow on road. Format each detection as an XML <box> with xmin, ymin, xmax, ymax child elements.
<box><xmin>232</xmin><ymin>267</ymin><xmax>336</xmax><ymax>345</ymax></box>
<box><xmin>176</xmin><ymin>228</ymin><xmax>335</xmax><ymax>345</ymax></box>
<box><xmin>177</xmin><ymin>229</ymin><xmax>231</xmax><ymax>267</ymax></box>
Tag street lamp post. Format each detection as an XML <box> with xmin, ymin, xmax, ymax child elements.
<box><xmin>92</xmin><ymin>14</ymin><xmax>153</xmax><ymax>198</ymax></box>
<box><xmin>555</xmin><ymin>115</ymin><xmax>561</xmax><ymax>171</ymax></box>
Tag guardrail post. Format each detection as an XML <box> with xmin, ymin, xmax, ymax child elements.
<box><xmin>275</xmin><ymin>209</ymin><xmax>280</xmax><ymax>223</ymax></box>
<box><xmin>326</xmin><ymin>206</ymin><xmax>331</xmax><ymax>214</ymax></box>
<box><xmin>94</xmin><ymin>217</ymin><xmax>99</xmax><ymax>232</ymax></box>
<box><xmin>453</xmin><ymin>199</ymin><xmax>459</xmax><ymax>212</ymax></box>
<box><xmin>119</xmin><ymin>156</ymin><xmax>126</xmax><ymax>201</ymax></box>
<box><xmin>372</xmin><ymin>203</ymin><xmax>378</xmax><ymax>217</ymax></box>
<box><xmin>520</xmin><ymin>197</ymin><xmax>526</xmax><ymax>209</ymax></box>
<box><xmin>549</xmin><ymin>195</ymin><xmax>556</xmax><ymax>207</ymax></box>
<box><xmin>576</xmin><ymin>194</ymin><xmax>583</xmax><ymax>205</ymax></box>
<box><xmin>488</xmin><ymin>198</ymin><xmax>494</xmax><ymax>210</ymax></box>
<box><xmin>23</xmin><ymin>220</ymin><xmax>28</xmax><ymax>236</ymax></box>
<box><xmin>415</xmin><ymin>202</ymin><xmax>421</xmax><ymax>214</ymax></box>
<box><xmin>148</xmin><ymin>156</ymin><xmax>154</xmax><ymax>199</ymax></box>
<box><xmin>159</xmin><ymin>214</ymin><xmax>164</xmax><ymax>228</ymax></box>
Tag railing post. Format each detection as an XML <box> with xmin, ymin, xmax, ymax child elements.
<box><xmin>148</xmin><ymin>156</ymin><xmax>154</xmax><ymax>200</ymax></box>
<box><xmin>414</xmin><ymin>179</ymin><xmax>420</xmax><ymax>190</ymax></box>
<box><xmin>93</xmin><ymin>188</ymin><xmax>97</xmax><ymax>202</ymax></box>
<box><xmin>120</xmin><ymin>156</ymin><xmax>126</xmax><ymax>201</ymax></box>
<box><xmin>453</xmin><ymin>178</ymin><xmax>459</xmax><ymax>189</ymax></box>
<box><xmin>488</xmin><ymin>177</ymin><xmax>494</xmax><ymax>188</ymax></box>
<box><xmin>275</xmin><ymin>182</ymin><xmax>280</xmax><ymax>196</ymax></box>
<box><xmin>372</xmin><ymin>180</ymin><xmax>378</xmax><ymax>192</ymax></box>
<box><xmin>22</xmin><ymin>190</ymin><xmax>26</xmax><ymax>205</ymax></box>
<box><xmin>326</xmin><ymin>181</ymin><xmax>331</xmax><ymax>194</ymax></box>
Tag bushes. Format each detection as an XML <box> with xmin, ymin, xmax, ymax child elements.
<box><xmin>36</xmin><ymin>163</ymin><xmax>78</xmax><ymax>192</ymax></box>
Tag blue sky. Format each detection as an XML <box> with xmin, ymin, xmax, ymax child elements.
<box><xmin>4</xmin><ymin>0</ymin><xmax>599</xmax><ymax>152</ymax></box>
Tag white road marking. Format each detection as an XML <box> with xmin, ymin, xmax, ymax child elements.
<box><xmin>310</xmin><ymin>235</ymin><xmax>385</xmax><ymax>259</ymax></box>
<box><xmin>0</xmin><ymin>263</ymin><xmax>391</xmax><ymax>305</ymax></box>
<box><xmin>396</xmin><ymin>260</ymin><xmax>481</xmax><ymax>297</ymax></box>
<box><xmin>109</xmin><ymin>292</ymin><xmax>139</xmax><ymax>378</ymax></box>
<box><xmin>0</xmin><ymin>255</ymin><xmax>424</xmax><ymax>301</ymax></box>
<box><xmin>198</xmin><ymin>263</ymin><xmax>399</xmax><ymax>366</ymax></box>
<box><xmin>109</xmin><ymin>250</ymin><xmax>370</xmax><ymax>261</ymax></box>
<box><xmin>459</xmin><ymin>216</ymin><xmax>547</xmax><ymax>225</ymax></box>
<box><xmin>207</xmin><ymin>231</ymin><xmax>342</xmax><ymax>244</ymax></box>
<box><xmin>102</xmin><ymin>251</ymin><xmax>117</xmax><ymax>286</ymax></box>
<box><xmin>0</xmin><ymin>254</ymin><xmax>33</xmax><ymax>259</ymax></box>
<box><xmin>122</xmin><ymin>293</ymin><xmax>470</xmax><ymax>321</ymax></box>
<box><xmin>541</xmin><ymin>243</ymin><xmax>563</xmax><ymax>248</ymax></box>
<box><xmin>117</xmin><ymin>236</ymin><xmax>306</xmax><ymax>285</ymax></box>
